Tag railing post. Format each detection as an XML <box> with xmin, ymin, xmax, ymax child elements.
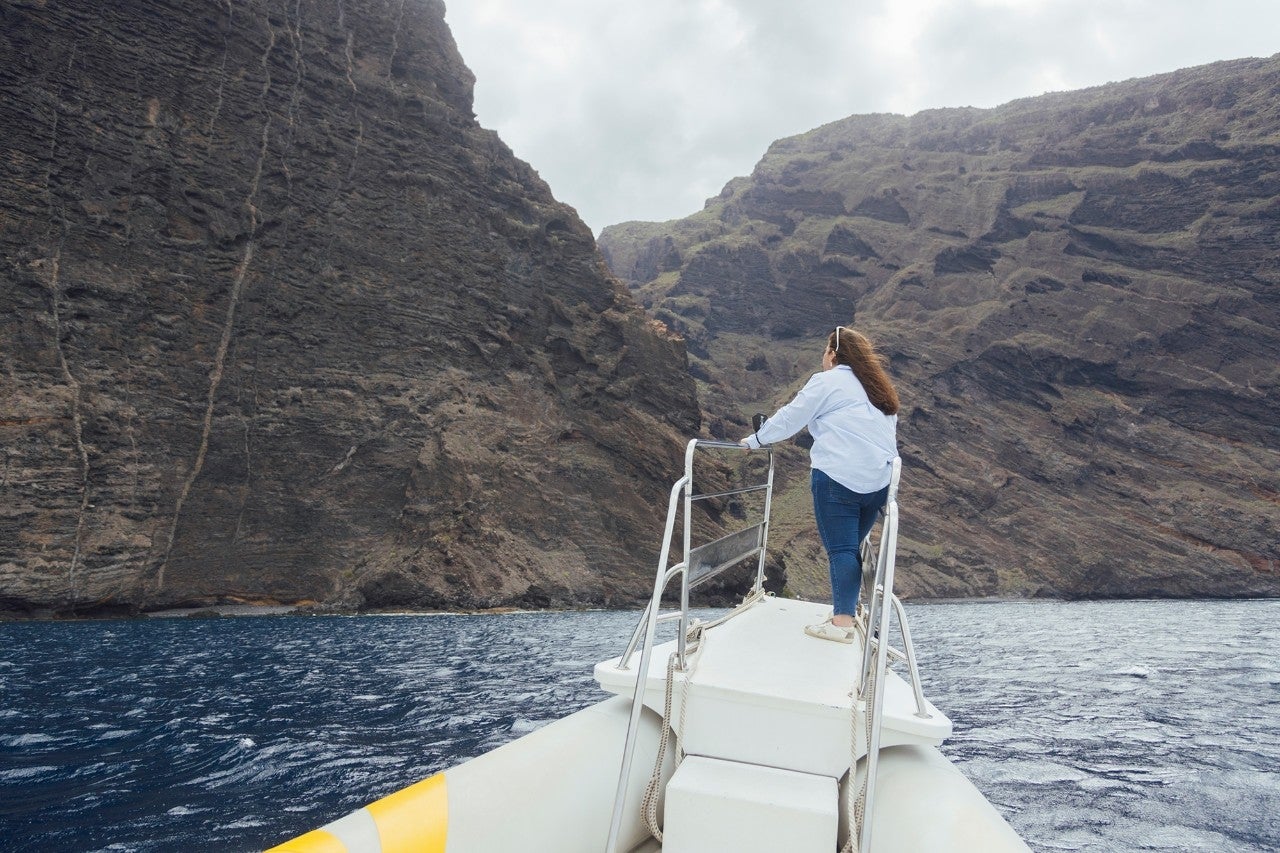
<box><xmin>605</xmin><ymin>474</ymin><xmax>688</xmax><ymax>853</ymax></box>
<box><xmin>857</xmin><ymin>457</ymin><xmax>901</xmax><ymax>853</ymax></box>
<box><xmin>755</xmin><ymin>449</ymin><xmax>775</xmax><ymax>593</ymax></box>
<box><xmin>678</xmin><ymin>439</ymin><xmax>697</xmax><ymax>670</ymax></box>
<box><xmin>606</xmin><ymin>438</ymin><xmax>776</xmax><ymax>852</ymax></box>
<box><xmin>888</xmin><ymin>592</ymin><xmax>931</xmax><ymax>719</ymax></box>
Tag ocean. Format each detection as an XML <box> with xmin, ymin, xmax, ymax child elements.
<box><xmin>1</xmin><ymin>599</ymin><xmax>1277</xmax><ymax>852</ymax></box>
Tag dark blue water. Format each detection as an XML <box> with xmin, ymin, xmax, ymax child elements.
<box><xmin>1</xmin><ymin>600</ymin><xmax>1277</xmax><ymax>852</ymax></box>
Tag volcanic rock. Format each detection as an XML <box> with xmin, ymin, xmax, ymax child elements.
<box><xmin>600</xmin><ymin>56</ymin><xmax>1280</xmax><ymax>601</ymax></box>
<box><xmin>0</xmin><ymin>0</ymin><xmax>701</xmax><ymax>615</ymax></box>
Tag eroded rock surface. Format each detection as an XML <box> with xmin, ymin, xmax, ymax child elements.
<box><xmin>601</xmin><ymin>56</ymin><xmax>1280</xmax><ymax>600</ymax></box>
<box><xmin>0</xmin><ymin>0</ymin><xmax>700</xmax><ymax>615</ymax></box>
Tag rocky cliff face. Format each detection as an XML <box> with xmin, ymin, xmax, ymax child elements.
<box><xmin>0</xmin><ymin>0</ymin><xmax>701</xmax><ymax>615</ymax></box>
<box><xmin>600</xmin><ymin>57</ymin><xmax>1280</xmax><ymax>601</ymax></box>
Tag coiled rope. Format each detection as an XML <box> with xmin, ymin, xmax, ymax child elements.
<box><xmin>842</xmin><ymin>601</ymin><xmax>883</xmax><ymax>853</ymax></box>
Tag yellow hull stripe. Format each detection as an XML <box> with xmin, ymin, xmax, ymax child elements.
<box><xmin>366</xmin><ymin>772</ymin><xmax>448</xmax><ymax>853</ymax></box>
<box><xmin>265</xmin><ymin>772</ymin><xmax>448</xmax><ymax>853</ymax></box>
<box><xmin>265</xmin><ymin>828</ymin><xmax>347</xmax><ymax>852</ymax></box>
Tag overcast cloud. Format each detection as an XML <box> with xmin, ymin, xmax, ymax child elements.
<box><xmin>444</xmin><ymin>0</ymin><xmax>1280</xmax><ymax>233</ymax></box>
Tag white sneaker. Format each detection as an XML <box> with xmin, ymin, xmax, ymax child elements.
<box><xmin>804</xmin><ymin>619</ymin><xmax>854</xmax><ymax>644</ymax></box>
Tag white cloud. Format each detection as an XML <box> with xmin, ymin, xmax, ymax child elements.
<box><xmin>444</xmin><ymin>0</ymin><xmax>1280</xmax><ymax>233</ymax></box>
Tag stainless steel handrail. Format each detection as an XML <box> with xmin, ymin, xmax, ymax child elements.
<box><xmin>888</xmin><ymin>592</ymin><xmax>931</xmax><ymax>719</ymax></box>
<box><xmin>856</xmin><ymin>456</ymin><xmax>937</xmax><ymax>853</ymax></box>
<box><xmin>606</xmin><ymin>445</ymin><xmax>929</xmax><ymax>853</ymax></box>
<box><xmin>857</xmin><ymin>459</ymin><xmax>898</xmax><ymax>853</ymax></box>
<box><xmin>604</xmin><ymin>438</ymin><xmax>774</xmax><ymax>853</ymax></box>
<box><xmin>857</xmin><ymin>599</ymin><xmax>931</xmax><ymax>719</ymax></box>
<box><xmin>605</xmin><ymin>476</ymin><xmax>687</xmax><ymax>853</ymax></box>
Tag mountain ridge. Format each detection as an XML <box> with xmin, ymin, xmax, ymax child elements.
<box><xmin>600</xmin><ymin>53</ymin><xmax>1280</xmax><ymax>602</ymax></box>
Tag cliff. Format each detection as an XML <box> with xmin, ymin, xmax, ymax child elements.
<box><xmin>600</xmin><ymin>56</ymin><xmax>1280</xmax><ymax>600</ymax></box>
<box><xmin>0</xmin><ymin>0</ymin><xmax>701</xmax><ymax>615</ymax></box>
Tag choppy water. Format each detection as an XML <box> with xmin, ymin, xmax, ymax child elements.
<box><xmin>1</xmin><ymin>600</ymin><xmax>1277</xmax><ymax>852</ymax></box>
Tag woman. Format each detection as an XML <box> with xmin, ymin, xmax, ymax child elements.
<box><xmin>741</xmin><ymin>326</ymin><xmax>899</xmax><ymax>643</ymax></box>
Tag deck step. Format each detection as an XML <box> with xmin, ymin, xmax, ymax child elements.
<box><xmin>662</xmin><ymin>756</ymin><xmax>836</xmax><ymax>853</ymax></box>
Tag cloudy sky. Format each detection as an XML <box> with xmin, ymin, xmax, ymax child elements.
<box><xmin>444</xmin><ymin>0</ymin><xmax>1279</xmax><ymax>233</ymax></box>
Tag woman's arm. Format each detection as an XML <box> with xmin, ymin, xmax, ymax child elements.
<box><xmin>741</xmin><ymin>373</ymin><xmax>827</xmax><ymax>448</ymax></box>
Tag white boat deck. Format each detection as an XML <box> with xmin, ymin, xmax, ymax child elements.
<box><xmin>595</xmin><ymin>596</ymin><xmax>950</xmax><ymax>776</ymax></box>
<box><xmin>268</xmin><ymin>443</ymin><xmax>1033</xmax><ymax>853</ymax></box>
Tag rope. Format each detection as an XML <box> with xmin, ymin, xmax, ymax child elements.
<box><xmin>641</xmin><ymin>648</ymin><xmax>680</xmax><ymax>840</ymax></box>
<box><xmin>639</xmin><ymin>585</ymin><xmax>768</xmax><ymax>841</ymax></box>
<box><xmin>641</xmin><ymin>622</ymin><xmax>709</xmax><ymax>840</ymax></box>
<box><xmin>699</xmin><ymin>583</ymin><xmax>768</xmax><ymax>632</ymax></box>
<box><xmin>841</xmin><ymin>604</ymin><xmax>874</xmax><ymax>853</ymax></box>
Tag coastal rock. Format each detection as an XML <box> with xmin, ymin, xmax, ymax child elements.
<box><xmin>600</xmin><ymin>56</ymin><xmax>1280</xmax><ymax>601</ymax></box>
<box><xmin>0</xmin><ymin>0</ymin><xmax>700</xmax><ymax>615</ymax></box>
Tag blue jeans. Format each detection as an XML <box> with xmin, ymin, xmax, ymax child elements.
<box><xmin>811</xmin><ymin>468</ymin><xmax>888</xmax><ymax>617</ymax></box>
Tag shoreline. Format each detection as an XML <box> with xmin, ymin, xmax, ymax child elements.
<box><xmin>3</xmin><ymin>594</ymin><xmax>1278</xmax><ymax>623</ymax></box>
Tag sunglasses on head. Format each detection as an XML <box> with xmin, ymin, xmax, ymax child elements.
<box><xmin>834</xmin><ymin>326</ymin><xmax>845</xmax><ymax>350</ymax></box>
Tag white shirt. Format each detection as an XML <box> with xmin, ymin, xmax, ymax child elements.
<box><xmin>742</xmin><ymin>365</ymin><xmax>898</xmax><ymax>493</ymax></box>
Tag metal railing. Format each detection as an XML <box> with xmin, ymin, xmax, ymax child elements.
<box><xmin>854</xmin><ymin>457</ymin><xmax>933</xmax><ymax>853</ymax></box>
<box><xmin>604</xmin><ymin>446</ymin><xmax>930</xmax><ymax>853</ymax></box>
<box><xmin>605</xmin><ymin>438</ymin><xmax>774</xmax><ymax>853</ymax></box>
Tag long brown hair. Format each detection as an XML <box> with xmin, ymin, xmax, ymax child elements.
<box><xmin>827</xmin><ymin>326</ymin><xmax>900</xmax><ymax>415</ymax></box>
